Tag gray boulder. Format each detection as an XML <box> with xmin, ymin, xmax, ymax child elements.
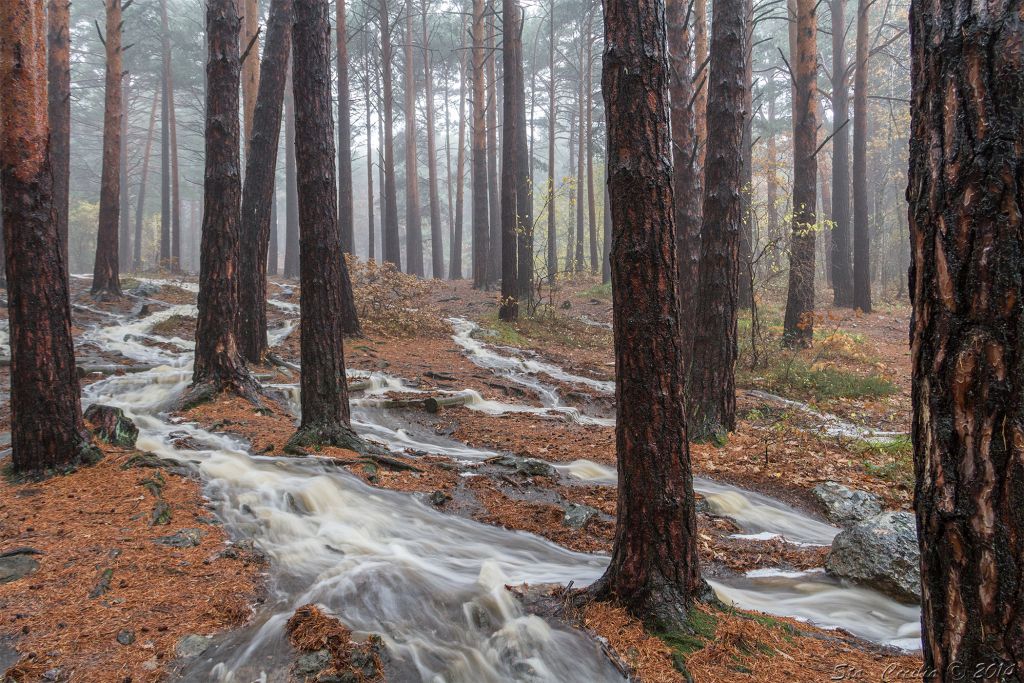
<box><xmin>562</xmin><ymin>503</ymin><xmax>600</xmax><ymax>530</ymax></box>
<box><xmin>826</xmin><ymin>511</ymin><xmax>920</xmax><ymax>603</ymax></box>
<box><xmin>174</xmin><ymin>634</ymin><xmax>212</xmax><ymax>659</ymax></box>
<box><xmin>812</xmin><ymin>481</ymin><xmax>882</xmax><ymax>525</ymax></box>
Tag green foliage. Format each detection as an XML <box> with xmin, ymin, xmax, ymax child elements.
<box><xmin>861</xmin><ymin>435</ymin><xmax>914</xmax><ymax>488</ymax></box>
<box><xmin>582</xmin><ymin>282</ymin><xmax>612</xmax><ymax>300</ymax></box>
<box><xmin>752</xmin><ymin>359</ymin><xmax>897</xmax><ymax>401</ymax></box>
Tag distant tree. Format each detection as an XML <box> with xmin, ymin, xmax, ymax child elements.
<box><xmin>92</xmin><ymin>0</ymin><xmax>125</xmax><ymax>298</ymax></box>
<box><xmin>545</xmin><ymin>0</ymin><xmax>558</xmax><ymax>282</ymax></box>
<box><xmin>829</xmin><ymin>0</ymin><xmax>854</xmax><ymax>306</ymax></box>
<box><xmin>159</xmin><ymin>0</ymin><xmax>182</xmax><ymax>272</ymax></box>
<box><xmin>512</xmin><ymin>2</ymin><xmax>533</xmax><ymax>307</ymax></box>
<box><xmin>286</xmin><ymin>0</ymin><xmax>365</xmax><ymax>453</ymax></box>
<box><xmin>499</xmin><ymin>0</ymin><xmax>522</xmax><ymax>321</ymax></box>
<box><xmin>379</xmin><ymin>0</ymin><xmax>402</xmax><ymax>268</ymax></box>
<box><xmin>908</xmin><ymin>0</ymin><xmax>1024</xmax><ymax>676</ymax></box>
<box><xmin>188</xmin><ymin>0</ymin><xmax>261</xmax><ymax>405</ymax></box>
<box><xmin>283</xmin><ymin>59</ymin><xmax>300</xmax><ymax>279</ymax></box>
<box><xmin>591</xmin><ymin>0</ymin><xmax>704</xmax><ymax>631</ymax></box>
<box><xmin>450</xmin><ymin>14</ymin><xmax>468</xmax><ymax>280</ymax></box>
<box><xmin>471</xmin><ymin>0</ymin><xmax>489</xmax><ymax>287</ymax></box>
<box><xmin>851</xmin><ymin>0</ymin><xmax>872</xmax><ymax>312</ymax></box>
<box><xmin>782</xmin><ymin>0</ymin><xmax>818</xmax><ymax>345</ymax></box>
<box><xmin>485</xmin><ymin>9</ymin><xmax>501</xmax><ymax>286</ymax></box>
<box><xmin>241</xmin><ymin>0</ymin><xmax>261</xmax><ymax>150</ymax></box>
<box><xmin>404</xmin><ymin>0</ymin><xmax>425</xmax><ymax>276</ymax></box>
<box><xmin>337</xmin><ymin>0</ymin><xmax>354</xmax><ymax>256</ymax></box>
<box><xmin>119</xmin><ymin>79</ymin><xmax>131</xmax><ymax>271</ymax></box>
<box><xmin>1</xmin><ymin>0</ymin><xmax>99</xmax><ymax>472</ymax></box>
<box><xmin>363</xmin><ymin>29</ymin><xmax>377</xmax><ymax>262</ymax></box>
<box><xmin>422</xmin><ymin>0</ymin><xmax>445</xmax><ymax>278</ymax></box>
<box><xmin>693</xmin><ymin>0</ymin><xmax>709</xmax><ymax>168</ymax></box>
<box><xmin>47</xmin><ymin>0</ymin><xmax>72</xmax><ymax>275</ymax></box>
<box><xmin>133</xmin><ymin>89</ymin><xmax>159</xmax><ymax>271</ymax></box>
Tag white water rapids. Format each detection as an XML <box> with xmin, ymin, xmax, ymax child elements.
<box><xmin>61</xmin><ymin>293</ymin><xmax>918</xmax><ymax>681</ymax></box>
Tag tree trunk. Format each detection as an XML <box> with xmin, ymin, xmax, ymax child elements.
<box><xmin>574</xmin><ymin>26</ymin><xmax>587</xmax><ymax>273</ymax></box>
<box><xmin>693</xmin><ymin>0</ymin><xmax>709</xmax><ymax>169</ymax></box>
<box><xmin>283</xmin><ymin>59</ymin><xmax>301</xmax><ymax>279</ymax></box>
<box><xmin>470</xmin><ymin>0</ymin><xmax>489</xmax><ymax>288</ymax></box>
<box><xmin>364</xmin><ymin>30</ymin><xmax>376</xmax><ymax>262</ymax></box>
<box><xmin>189</xmin><ymin>0</ymin><xmax>261</xmax><ymax>405</ymax></box>
<box><xmin>450</xmin><ymin>16</ymin><xmax>467</xmax><ymax>280</ymax></box>
<box><xmin>337</xmin><ymin>0</ymin><xmax>354</xmax><ymax>256</ymax></box>
<box><xmin>585</xmin><ymin>29</ymin><xmax>598</xmax><ymax>275</ymax></box>
<box><xmin>602</xmin><ymin>168</ymin><xmax>611</xmax><ymax>282</ymax></box>
<box><xmin>238</xmin><ymin>0</ymin><xmax>292</xmax><ymax>364</ymax></box>
<box><xmin>134</xmin><ymin>89</ymin><xmax>159</xmax><ymax>271</ymax></box>
<box><xmin>159</xmin><ymin>0</ymin><xmax>182</xmax><ymax>273</ymax></box>
<box><xmin>286</xmin><ymin>0</ymin><xmax>363</xmax><ymax>453</ymax></box>
<box><xmin>686</xmin><ymin>0</ymin><xmax>744</xmax><ymax>441</ymax></box>
<box><xmin>380</xmin><ymin>0</ymin><xmax>402</xmax><ymax>268</ymax></box>
<box><xmin>404</xmin><ymin>0</ymin><xmax>424</xmax><ymax>276</ymax></box>
<box><xmin>667</xmin><ymin>0</ymin><xmax>701</xmax><ymax>339</ymax></box>
<box><xmin>737</xmin><ymin>0</ymin><xmax>753</xmax><ymax>309</ymax></box>
<box><xmin>765</xmin><ymin>88</ymin><xmax>780</xmax><ymax>272</ymax></box>
<box><xmin>92</xmin><ymin>0</ymin><xmax>124</xmax><ymax>297</ymax></box>
<box><xmin>422</xmin><ymin>2</ymin><xmax>444</xmax><ymax>278</ymax></box>
<box><xmin>47</xmin><ymin>0</ymin><xmax>71</xmax><ymax>277</ymax></box>
<box><xmin>1</xmin><ymin>0</ymin><xmax>99</xmax><ymax>473</ymax></box>
<box><xmin>119</xmin><ymin>79</ymin><xmax>131</xmax><ymax>271</ymax></box>
<box><xmin>829</xmin><ymin>0</ymin><xmax>854</xmax><ymax>306</ymax></box>
<box><xmin>514</xmin><ymin>7</ymin><xmax>534</xmax><ymax>309</ymax></box>
<box><xmin>269</xmin><ymin>190</ymin><xmax>278</xmax><ymax>274</ymax></box>
<box><xmin>160</xmin><ymin>71</ymin><xmax>171</xmax><ymax>268</ymax></box>
<box><xmin>545</xmin><ymin>0</ymin><xmax>557</xmax><ymax>282</ymax></box>
<box><xmin>485</xmin><ymin>9</ymin><xmax>501</xmax><ymax>286</ymax></box>
<box><xmin>782</xmin><ymin>0</ymin><xmax>818</xmax><ymax>346</ymax></box>
<box><xmin>909</xmin><ymin>1</ymin><xmax>1024</xmax><ymax>677</ymax></box>
<box><xmin>241</xmin><ymin>0</ymin><xmax>260</xmax><ymax>151</ymax></box>
<box><xmin>851</xmin><ymin>0</ymin><xmax>872</xmax><ymax>312</ymax></box>
<box><xmin>499</xmin><ymin>0</ymin><xmax>522</xmax><ymax>322</ymax></box>
<box><xmin>565</xmin><ymin>108</ymin><xmax>576</xmax><ymax>270</ymax></box>
<box><xmin>592</xmin><ymin>0</ymin><xmax>703</xmax><ymax>632</ymax></box>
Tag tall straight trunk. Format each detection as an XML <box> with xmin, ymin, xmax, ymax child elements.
<box><xmin>404</xmin><ymin>0</ymin><xmax>424</xmax><ymax>276</ymax></box>
<box><xmin>422</xmin><ymin>1</ymin><xmax>444</xmax><ymax>278</ymax></box>
<box><xmin>499</xmin><ymin>0</ymin><xmax>522</xmax><ymax>322</ymax></box>
<box><xmin>444</xmin><ymin>64</ymin><xmax>454</xmax><ymax>272</ymax></box>
<box><xmin>782</xmin><ymin>0</ymin><xmax>818</xmax><ymax>345</ymax></box>
<box><xmin>189</xmin><ymin>0</ymin><xmax>260</xmax><ymax>404</ymax></box>
<box><xmin>364</xmin><ymin>31</ymin><xmax>376</xmax><ymax>261</ymax></box>
<box><xmin>286</xmin><ymin>0</ymin><xmax>364</xmax><ymax>453</ymax></box>
<box><xmin>160</xmin><ymin>72</ymin><xmax>171</xmax><ymax>268</ymax></box>
<box><xmin>337</xmin><ymin>0</ymin><xmax>354</xmax><ymax>255</ymax></box>
<box><xmin>160</xmin><ymin>0</ymin><xmax>182</xmax><ymax>272</ymax></box>
<box><xmin>737</xmin><ymin>0</ymin><xmax>753</xmax><ymax>308</ymax></box>
<box><xmin>269</xmin><ymin>190</ymin><xmax>279</xmax><ymax>273</ymax></box>
<box><xmin>693</xmin><ymin>0</ymin><xmax>709</xmax><ymax>169</ymax></box>
<box><xmin>513</xmin><ymin>7</ymin><xmax>534</xmax><ymax>307</ymax></box>
<box><xmin>47</xmin><ymin>0</ymin><xmax>71</xmax><ymax>276</ymax></box>
<box><xmin>379</xmin><ymin>0</ymin><xmax>402</xmax><ymax>268</ymax></box>
<box><xmin>686</xmin><ymin>0</ymin><xmax>745</xmax><ymax>441</ymax></box>
<box><xmin>851</xmin><ymin>0</ymin><xmax>872</xmax><ymax>312</ymax></box>
<box><xmin>545</xmin><ymin>0</ymin><xmax>557</xmax><ymax>281</ymax></box>
<box><xmin>1</xmin><ymin>0</ymin><xmax>98</xmax><ymax>473</ymax></box>
<box><xmin>565</xmin><ymin>109</ymin><xmax>576</xmax><ymax>270</ymax></box>
<box><xmin>601</xmin><ymin>169</ymin><xmax>611</xmax><ymax>282</ymax></box>
<box><xmin>283</xmin><ymin>59</ymin><xmax>300</xmax><ymax>278</ymax></box>
<box><xmin>667</xmin><ymin>0</ymin><xmax>701</xmax><ymax>333</ymax></box>
<box><xmin>585</xmin><ymin>30</ymin><xmax>598</xmax><ymax>275</ymax></box>
<box><xmin>238</xmin><ymin>0</ymin><xmax>293</xmax><ymax>364</ymax></box>
<box><xmin>377</xmin><ymin>61</ymin><xmax>387</xmax><ymax>258</ymax></box>
<box><xmin>241</xmin><ymin>0</ymin><xmax>260</xmax><ymax>150</ymax></box>
<box><xmin>829</xmin><ymin>0</ymin><xmax>853</xmax><ymax>305</ymax></box>
<box><xmin>92</xmin><ymin>0</ymin><xmax>124</xmax><ymax>297</ymax></box>
<box><xmin>593</xmin><ymin>0</ymin><xmax>703</xmax><ymax>632</ymax></box>
<box><xmin>119</xmin><ymin>79</ymin><xmax>131</xmax><ymax>271</ymax></box>
<box><xmin>574</xmin><ymin>35</ymin><xmax>586</xmax><ymax>273</ymax></box>
<box><xmin>134</xmin><ymin>89</ymin><xmax>159</xmax><ymax>271</ymax></box>
<box><xmin>765</xmin><ymin>89</ymin><xmax>780</xmax><ymax>270</ymax></box>
<box><xmin>450</xmin><ymin>17</ymin><xmax>467</xmax><ymax>280</ymax></box>
<box><xmin>485</xmin><ymin>9</ymin><xmax>501</xmax><ymax>286</ymax></box>
<box><xmin>909</xmin><ymin>1</ymin><xmax>1024</xmax><ymax>677</ymax></box>
<box><xmin>470</xmin><ymin>0</ymin><xmax>489</xmax><ymax>287</ymax></box>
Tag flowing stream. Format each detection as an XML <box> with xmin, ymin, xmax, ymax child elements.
<box><xmin>67</xmin><ymin>294</ymin><xmax>918</xmax><ymax>681</ymax></box>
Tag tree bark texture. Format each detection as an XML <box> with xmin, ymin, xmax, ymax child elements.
<box><xmin>47</xmin><ymin>0</ymin><xmax>71</xmax><ymax>277</ymax></box>
<box><xmin>471</xmin><ymin>0</ymin><xmax>489</xmax><ymax>288</ymax></box>
<box><xmin>852</xmin><ymin>0</ymin><xmax>872</xmax><ymax>312</ymax></box>
<box><xmin>92</xmin><ymin>0</ymin><xmax>124</xmax><ymax>297</ymax></box>
<box><xmin>283</xmin><ymin>59</ymin><xmax>300</xmax><ymax>279</ymax></box>
<box><xmin>404</xmin><ymin>0</ymin><xmax>424</xmax><ymax>277</ymax></box>
<box><xmin>422</xmin><ymin>1</ymin><xmax>444</xmax><ymax>278</ymax></box>
<box><xmin>499</xmin><ymin>0</ymin><xmax>522</xmax><ymax>321</ymax></box>
<box><xmin>485</xmin><ymin>10</ymin><xmax>501</xmax><ymax>286</ymax></box>
<box><xmin>829</xmin><ymin>0</ymin><xmax>854</xmax><ymax>306</ymax></box>
<box><xmin>380</xmin><ymin>0</ymin><xmax>402</xmax><ymax>269</ymax></box>
<box><xmin>337</xmin><ymin>0</ymin><xmax>355</xmax><ymax>256</ymax></box>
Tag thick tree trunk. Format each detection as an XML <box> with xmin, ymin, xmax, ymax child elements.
<box><xmin>337</xmin><ymin>0</ymin><xmax>354</xmax><ymax>256</ymax></box>
<box><xmin>134</xmin><ymin>89</ymin><xmax>159</xmax><ymax>271</ymax></box>
<box><xmin>422</xmin><ymin>2</ymin><xmax>444</xmax><ymax>278</ymax></box>
<box><xmin>829</xmin><ymin>0</ymin><xmax>854</xmax><ymax>306</ymax></box>
<box><xmin>851</xmin><ymin>0</ymin><xmax>872</xmax><ymax>312</ymax></box>
<box><xmin>364</xmin><ymin>31</ymin><xmax>376</xmax><ymax>262</ymax></box>
<box><xmin>160</xmin><ymin>0</ymin><xmax>182</xmax><ymax>272</ymax></box>
<box><xmin>470</xmin><ymin>0</ymin><xmax>489</xmax><ymax>288</ymax></box>
<box><xmin>119</xmin><ymin>80</ymin><xmax>131</xmax><ymax>271</ymax></box>
<box><xmin>92</xmin><ymin>0</ymin><xmax>124</xmax><ymax>297</ymax></box>
<box><xmin>908</xmin><ymin>1</ymin><xmax>1024</xmax><ymax>677</ymax></box>
<box><xmin>450</xmin><ymin>17</ymin><xmax>467</xmax><ymax>280</ymax></box>
<box><xmin>241</xmin><ymin>0</ymin><xmax>260</xmax><ymax>151</ymax></box>
<box><xmin>737</xmin><ymin>0</ymin><xmax>754</xmax><ymax>309</ymax></box>
<box><xmin>485</xmin><ymin>10</ymin><xmax>501</xmax><ymax>287</ymax></box>
<box><xmin>782</xmin><ymin>0</ymin><xmax>818</xmax><ymax>346</ymax></box>
<box><xmin>667</xmin><ymin>0</ymin><xmax>702</xmax><ymax>339</ymax></box>
<box><xmin>693</xmin><ymin>0</ymin><xmax>709</xmax><ymax>169</ymax></box>
<box><xmin>602</xmin><ymin>170</ymin><xmax>611</xmax><ymax>283</ymax></box>
<box><xmin>500</xmin><ymin>0</ymin><xmax>528</xmax><ymax>321</ymax></box>
<box><xmin>592</xmin><ymin>0</ymin><xmax>703</xmax><ymax>632</ymax></box>
<box><xmin>585</xmin><ymin>31</ymin><xmax>598</xmax><ymax>275</ymax></box>
<box><xmin>686</xmin><ymin>0</ymin><xmax>744</xmax><ymax>441</ymax></box>
<box><xmin>1</xmin><ymin>0</ymin><xmax>99</xmax><ymax>473</ymax></box>
<box><xmin>403</xmin><ymin>0</ymin><xmax>424</xmax><ymax>276</ymax></box>
<box><xmin>513</xmin><ymin>6</ymin><xmax>534</xmax><ymax>308</ymax></box>
<box><xmin>189</xmin><ymin>0</ymin><xmax>260</xmax><ymax>405</ymax></box>
<box><xmin>286</xmin><ymin>0</ymin><xmax>363</xmax><ymax>453</ymax></box>
<box><xmin>545</xmin><ymin>0</ymin><xmax>557</xmax><ymax>282</ymax></box>
<box><xmin>238</xmin><ymin>0</ymin><xmax>292</xmax><ymax>364</ymax></box>
<box><xmin>47</xmin><ymin>0</ymin><xmax>71</xmax><ymax>277</ymax></box>
<box><xmin>379</xmin><ymin>0</ymin><xmax>402</xmax><ymax>268</ymax></box>
<box><xmin>283</xmin><ymin>60</ymin><xmax>300</xmax><ymax>279</ymax></box>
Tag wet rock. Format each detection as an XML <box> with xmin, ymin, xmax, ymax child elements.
<box><xmin>428</xmin><ymin>490</ymin><xmax>451</xmax><ymax>507</ymax></box>
<box><xmin>812</xmin><ymin>481</ymin><xmax>882</xmax><ymax>525</ymax></box>
<box><xmin>174</xmin><ymin>634</ymin><xmax>213</xmax><ymax>659</ymax></box>
<box><xmin>151</xmin><ymin>500</ymin><xmax>172</xmax><ymax>526</ymax></box>
<box><xmin>130</xmin><ymin>282</ymin><xmax>162</xmax><ymax>297</ymax></box>
<box><xmin>491</xmin><ymin>456</ymin><xmax>555</xmax><ymax>478</ymax></box>
<box><xmin>154</xmin><ymin>528</ymin><xmax>204</xmax><ymax>548</ymax></box>
<box><xmin>121</xmin><ymin>452</ymin><xmax>173</xmax><ymax>470</ymax></box>
<box><xmin>0</xmin><ymin>548</ymin><xmax>41</xmax><ymax>584</ymax></box>
<box><xmin>279</xmin><ymin>286</ymin><xmax>295</xmax><ymax>299</ymax></box>
<box><xmin>825</xmin><ymin>511</ymin><xmax>920</xmax><ymax>603</ymax></box>
<box><xmin>294</xmin><ymin>649</ymin><xmax>332</xmax><ymax>677</ymax></box>
<box><xmin>84</xmin><ymin>404</ymin><xmax>139</xmax><ymax>449</ymax></box>
<box><xmin>89</xmin><ymin>568</ymin><xmax>114</xmax><ymax>598</ymax></box>
<box><xmin>562</xmin><ymin>503</ymin><xmax>599</xmax><ymax>530</ymax></box>
<box><xmin>116</xmin><ymin>629</ymin><xmax>135</xmax><ymax>646</ymax></box>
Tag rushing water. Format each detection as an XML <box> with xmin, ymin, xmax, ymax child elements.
<box><xmin>68</xmin><ymin>293</ymin><xmax>918</xmax><ymax>681</ymax></box>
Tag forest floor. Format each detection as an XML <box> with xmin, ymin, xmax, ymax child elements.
<box><xmin>0</xmin><ymin>268</ymin><xmax>922</xmax><ymax>682</ymax></box>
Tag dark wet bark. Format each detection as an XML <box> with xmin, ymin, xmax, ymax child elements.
<box><xmin>92</xmin><ymin>0</ymin><xmax>124</xmax><ymax>297</ymax></box>
<box><xmin>512</xmin><ymin>5</ymin><xmax>533</xmax><ymax>307</ymax></box>
<box><xmin>499</xmin><ymin>0</ymin><xmax>522</xmax><ymax>322</ymax></box>
<box><xmin>782</xmin><ymin>0</ymin><xmax>818</xmax><ymax>345</ymax></box>
<box><xmin>160</xmin><ymin>0</ymin><xmax>182</xmax><ymax>273</ymax></box>
<box><xmin>160</xmin><ymin>70</ymin><xmax>171</xmax><ymax>269</ymax></box>
<box><xmin>485</xmin><ymin>10</ymin><xmax>502</xmax><ymax>287</ymax></box>
<box><xmin>337</xmin><ymin>0</ymin><xmax>354</xmax><ymax>256</ymax></box>
<box><xmin>238</xmin><ymin>0</ymin><xmax>292</xmax><ymax>364</ymax></box>
<box><xmin>119</xmin><ymin>79</ymin><xmax>131</xmax><ymax>271</ymax></box>
<box><xmin>1</xmin><ymin>1</ymin><xmax>99</xmax><ymax>473</ymax></box>
<box><xmin>364</xmin><ymin>29</ymin><xmax>376</xmax><ymax>262</ymax></box>
<box><xmin>47</xmin><ymin>0</ymin><xmax>71</xmax><ymax>277</ymax></box>
<box><xmin>829</xmin><ymin>0</ymin><xmax>854</xmax><ymax>306</ymax></box>
<box><xmin>379</xmin><ymin>0</ymin><xmax>402</xmax><ymax>269</ymax></box>
<box><xmin>189</xmin><ymin>0</ymin><xmax>260</xmax><ymax>405</ymax></box>
<box><xmin>909</xmin><ymin>0</ymin><xmax>1024</xmax><ymax>677</ymax></box>
<box><xmin>286</xmin><ymin>0</ymin><xmax>363</xmax><ymax>453</ymax></box>
<box><xmin>283</xmin><ymin>60</ymin><xmax>300</xmax><ymax>279</ymax></box>
<box><xmin>686</xmin><ymin>0</ymin><xmax>745</xmax><ymax>441</ymax></box>
<box><xmin>404</xmin><ymin>0</ymin><xmax>424</xmax><ymax>277</ymax></box>
<box><xmin>585</xmin><ymin>30</ymin><xmax>598</xmax><ymax>276</ymax></box>
<box><xmin>471</xmin><ymin>0</ymin><xmax>489</xmax><ymax>288</ymax></box>
<box><xmin>851</xmin><ymin>0</ymin><xmax>872</xmax><ymax>313</ymax></box>
<box><xmin>591</xmin><ymin>0</ymin><xmax>704</xmax><ymax>632</ymax></box>
<box><xmin>737</xmin><ymin>0</ymin><xmax>753</xmax><ymax>310</ymax></box>
<box><xmin>422</xmin><ymin>1</ymin><xmax>444</xmax><ymax>278</ymax></box>
<box><xmin>134</xmin><ymin>89</ymin><xmax>159</xmax><ymax>271</ymax></box>
<box><xmin>269</xmin><ymin>191</ymin><xmax>279</xmax><ymax>274</ymax></box>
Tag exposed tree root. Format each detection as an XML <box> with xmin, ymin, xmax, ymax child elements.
<box><xmin>284</xmin><ymin>421</ymin><xmax>374</xmax><ymax>456</ymax></box>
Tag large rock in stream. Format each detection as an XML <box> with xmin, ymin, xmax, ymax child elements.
<box><xmin>825</xmin><ymin>511</ymin><xmax>920</xmax><ymax>603</ymax></box>
<box><xmin>812</xmin><ymin>481</ymin><xmax>882</xmax><ymax>525</ymax></box>
<box><xmin>84</xmin><ymin>404</ymin><xmax>139</xmax><ymax>448</ymax></box>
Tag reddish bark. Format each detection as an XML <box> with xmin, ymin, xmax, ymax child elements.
<box><xmin>379</xmin><ymin>0</ymin><xmax>402</xmax><ymax>269</ymax></box>
<box><xmin>470</xmin><ymin>0</ymin><xmax>489</xmax><ymax>287</ymax></box>
<box><xmin>47</xmin><ymin>0</ymin><xmax>71</xmax><ymax>276</ymax></box>
<box><xmin>499</xmin><ymin>0</ymin><xmax>522</xmax><ymax>322</ymax></box>
<box><xmin>92</xmin><ymin>0</ymin><xmax>124</xmax><ymax>297</ymax></box>
<box><xmin>133</xmin><ymin>89</ymin><xmax>159</xmax><ymax>271</ymax></box>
